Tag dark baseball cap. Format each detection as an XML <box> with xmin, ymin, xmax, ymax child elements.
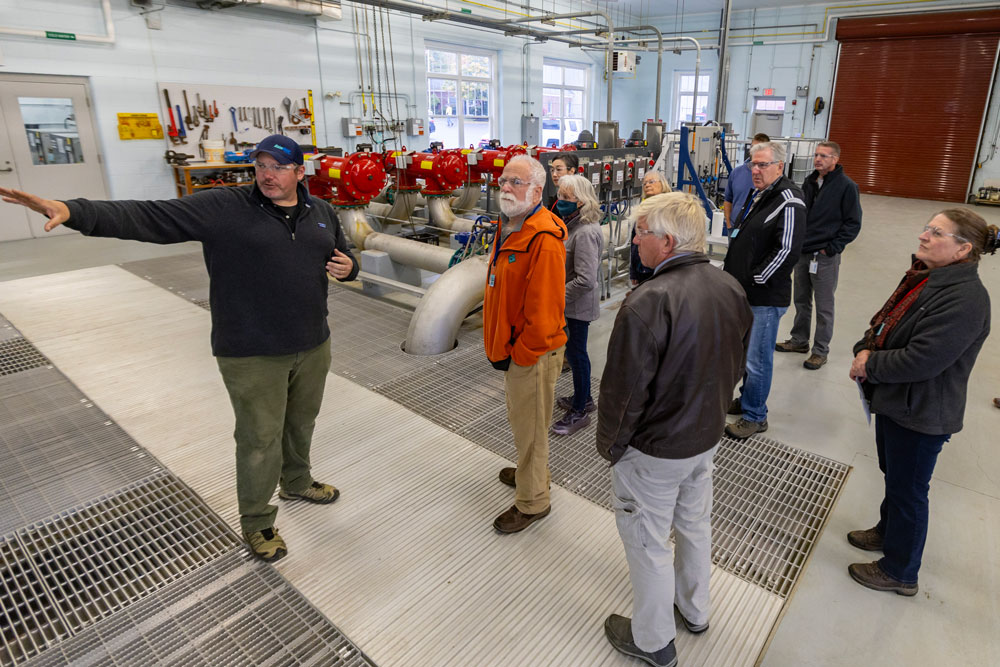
<box><xmin>249</xmin><ymin>134</ymin><xmax>304</xmax><ymax>165</ymax></box>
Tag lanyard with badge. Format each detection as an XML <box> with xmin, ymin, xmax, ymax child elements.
<box><xmin>809</xmin><ymin>251</ymin><xmax>819</xmax><ymax>274</ymax></box>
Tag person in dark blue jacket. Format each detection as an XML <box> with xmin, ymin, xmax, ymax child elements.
<box><xmin>0</xmin><ymin>135</ymin><xmax>358</xmax><ymax>564</ymax></box>
<box><xmin>776</xmin><ymin>140</ymin><xmax>862</xmax><ymax>370</ymax></box>
<box><xmin>847</xmin><ymin>208</ymin><xmax>997</xmax><ymax>596</ymax></box>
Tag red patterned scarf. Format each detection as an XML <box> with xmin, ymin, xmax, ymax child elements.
<box><xmin>862</xmin><ymin>260</ymin><xmax>931</xmax><ymax>351</ymax></box>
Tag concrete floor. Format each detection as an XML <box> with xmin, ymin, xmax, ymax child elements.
<box><xmin>1</xmin><ymin>193</ymin><xmax>998</xmax><ymax>666</ymax></box>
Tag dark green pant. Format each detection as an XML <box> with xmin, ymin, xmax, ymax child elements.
<box><xmin>216</xmin><ymin>339</ymin><xmax>332</xmax><ymax>533</ymax></box>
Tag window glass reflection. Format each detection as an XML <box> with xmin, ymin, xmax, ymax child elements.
<box><xmin>19</xmin><ymin>97</ymin><xmax>83</xmax><ymax>165</ymax></box>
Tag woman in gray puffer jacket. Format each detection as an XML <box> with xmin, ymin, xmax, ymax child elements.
<box><xmin>551</xmin><ymin>174</ymin><xmax>605</xmax><ymax>436</ymax></box>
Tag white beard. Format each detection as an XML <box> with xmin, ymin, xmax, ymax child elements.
<box><xmin>499</xmin><ymin>193</ymin><xmax>533</xmax><ymax>219</ymax></box>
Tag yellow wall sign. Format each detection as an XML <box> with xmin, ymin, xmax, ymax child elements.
<box><xmin>117</xmin><ymin>113</ymin><xmax>163</xmax><ymax>140</ymax></box>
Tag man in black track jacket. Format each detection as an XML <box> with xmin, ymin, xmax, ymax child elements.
<box><xmin>0</xmin><ymin>135</ymin><xmax>358</xmax><ymax>563</ymax></box>
<box><xmin>723</xmin><ymin>141</ymin><xmax>806</xmax><ymax>439</ymax></box>
<box><xmin>777</xmin><ymin>140</ymin><xmax>862</xmax><ymax>371</ymax></box>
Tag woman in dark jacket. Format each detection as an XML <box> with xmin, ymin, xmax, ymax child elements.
<box><xmin>847</xmin><ymin>209</ymin><xmax>999</xmax><ymax>595</ymax></box>
<box><xmin>629</xmin><ymin>170</ymin><xmax>671</xmax><ymax>285</ymax></box>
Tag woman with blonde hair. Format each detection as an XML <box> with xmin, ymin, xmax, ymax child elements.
<box><xmin>630</xmin><ymin>170</ymin><xmax>672</xmax><ymax>285</ymax></box>
<box><xmin>551</xmin><ymin>174</ymin><xmax>604</xmax><ymax>436</ymax></box>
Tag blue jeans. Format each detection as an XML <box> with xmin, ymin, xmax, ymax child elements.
<box><xmin>738</xmin><ymin>305</ymin><xmax>786</xmax><ymax>423</ymax></box>
<box><xmin>874</xmin><ymin>415</ymin><xmax>948</xmax><ymax>584</ymax></box>
<box><xmin>565</xmin><ymin>318</ymin><xmax>592</xmax><ymax>412</ymax></box>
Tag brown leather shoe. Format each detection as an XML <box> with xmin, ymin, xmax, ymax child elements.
<box><xmin>847</xmin><ymin>526</ymin><xmax>884</xmax><ymax>551</ymax></box>
<box><xmin>727</xmin><ymin>397</ymin><xmax>742</xmax><ymax>416</ymax></box>
<box><xmin>775</xmin><ymin>339</ymin><xmax>809</xmax><ymax>353</ymax></box>
<box><xmin>493</xmin><ymin>504</ymin><xmax>550</xmax><ymax>533</ymax></box>
<box><xmin>848</xmin><ymin>561</ymin><xmax>917</xmax><ymax>596</ymax></box>
<box><xmin>993</xmin><ymin>397</ymin><xmax>1000</xmax><ymax>409</ymax></box>
<box><xmin>498</xmin><ymin>467</ymin><xmax>516</xmax><ymax>487</ymax></box>
<box><xmin>803</xmin><ymin>354</ymin><xmax>827</xmax><ymax>370</ymax></box>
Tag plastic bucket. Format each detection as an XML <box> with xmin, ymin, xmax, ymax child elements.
<box><xmin>204</xmin><ymin>140</ymin><xmax>224</xmax><ymax>163</ymax></box>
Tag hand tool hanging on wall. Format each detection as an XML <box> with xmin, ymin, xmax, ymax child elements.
<box><xmin>229</xmin><ymin>107</ymin><xmax>238</xmax><ymax>133</ymax></box>
<box><xmin>175</xmin><ymin>105</ymin><xmax>187</xmax><ymax>142</ymax></box>
<box><xmin>277</xmin><ymin>115</ymin><xmax>283</xmax><ymax>134</ymax></box>
<box><xmin>163</xmin><ymin>89</ymin><xmax>181</xmax><ymax>144</ymax></box>
<box><xmin>229</xmin><ymin>132</ymin><xmax>237</xmax><ymax>149</ymax></box>
<box><xmin>198</xmin><ymin>125</ymin><xmax>209</xmax><ymax>159</ymax></box>
<box><xmin>213</xmin><ymin>101</ymin><xmax>218</xmax><ymax>119</ymax></box>
<box><xmin>183</xmin><ymin>90</ymin><xmax>198</xmax><ymax>128</ymax></box>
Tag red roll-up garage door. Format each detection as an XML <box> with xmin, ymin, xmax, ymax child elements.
<box><xmin>829</xmin><ymin>10</ymin><xmax>1000</xmax><ymax>202</ymax></box>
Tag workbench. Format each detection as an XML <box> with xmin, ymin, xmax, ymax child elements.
<box><xmin>172</xmin><ymin>163</ymin><xmax>254</xmax><ymax>198</ymax></box>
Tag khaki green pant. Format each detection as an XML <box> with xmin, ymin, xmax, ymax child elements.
<box><xmin>216</xmin><ymin>339</ymin><xmax>331</xmax><ymax>533</ymax></box>
<box><xmin>504</xmin><ymin>346</ymin><xmax>564</xmax><ymax>514</ymax></box>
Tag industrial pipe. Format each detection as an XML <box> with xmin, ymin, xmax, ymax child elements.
<box><xmin>405</xmin><ymin>256</ymin><xmax>488</xmax><ymax>355</ymax></box>
<box><xmin>614</xmin><ymin>25</ymin><xmax>664</xmax><ymax>121</ymax></box>
<box><xmin>451</xmin><ymin>184</ymin><xmax>482</xmax><ymax>212</ymax></box>
<box><xmin>365</xmin><ymin>233</ymin><xmax>455</xmax><ymax>273</ymax></box>
<box><xmin>427</xmin><ymin>196</ymin><xmax>475</xmax><ymax>233</ymax></box>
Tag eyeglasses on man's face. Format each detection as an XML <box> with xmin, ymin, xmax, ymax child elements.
<box><xmin>497</xmin><ymin>176</ymin><xmax>530</xmax><ymax>188</ymax></box>
<box><xmin>750</xmin><ymin>160</ymin><xmax>780</xmax><ymax>171</ymax></box>
<box><xmin>923</xmin><ymin>225</ymin><xmax>969</xmax><ymax>244</ymax></box>
<box><xmin>254</xmin><ymin>162</ymin><xmax>297</xmax><ymax>173</ymax></box>
<box><xmin>635</xmin><ymin>227</ymin><xmax>662</xmax><ymax>238</ymax></box>
<box><xmin>813</xmin><ymin>153</ymin><xmax>836</xmax><ymax>160</ymax></box>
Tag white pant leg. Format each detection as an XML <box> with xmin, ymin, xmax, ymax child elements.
<box><xmin>673</xmin><ymin>447</ymin><xmax>716</xmax><ymax>627</ymax></box>
<box><xmin>611</xmin><ymin>446</ymin><xmax>716</xmax><ymax>652</ymax></box>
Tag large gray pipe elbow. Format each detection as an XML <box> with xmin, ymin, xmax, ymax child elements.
<box><xmin>405</xmin><ymin>256</ymin><xmax>487</xmax><ymax>355</ymax></box>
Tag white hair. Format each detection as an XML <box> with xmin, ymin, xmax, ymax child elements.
<box><xmin>750</xmin><ymin>141</ymin><xmax>786</xmax><ymax>163</ymax></box>
<box><xmin>632</xmin><ymin>192</ymin><xmax>706</xmax><ymax>254</ymax></box>
<box><xmin>557</xmin><ymin>174</ymin><xmax>601</xmax><ymax>224</ymax></box>
<box><xmin>507</xmin><ymin>154</ymin><xmax>546</xmax><ymax>190</ymax></box>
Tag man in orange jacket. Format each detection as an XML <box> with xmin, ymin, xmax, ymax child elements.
<box><xmin>484</xmin><ymin>154</ymin><xmax>568</xmax><ymax>533</ymax></box>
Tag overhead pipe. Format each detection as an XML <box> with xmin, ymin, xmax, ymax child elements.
<box><xmin>715</xmin><ymin>0</ymin><xmax>732</xmax><ymax>124</ymax></box>
<box><xmin>405</xmin><ymin>256</ymin><xmax>488</xmax><ymax>355</ymax></box>
<box><xmin>615</xmin><ymin>25</ymin><xmax>664</xmax><ymax>121</ymax></box>
<box><xmin>0</xmin><ymin>0</ymin><xmax>114</xmax><ymax>43</ymax></box>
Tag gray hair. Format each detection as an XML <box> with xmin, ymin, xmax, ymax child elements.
<box><xmin>750</xmin><ymin>141</ymin><xmax>786</xmax><ymax>163</ymax></box>
<box><xmin>632</xmin><ymin>192</ymin><xmax>706</xmax><ymax>254</ymax></box>
<box><xmin>641</xmin><ymin>169</ymin><xmax>672</xmax><ymax>197</ymax></box>
<box><xmin>557</xmin><ymin>174</ymin><xmax>601</xmax><ymax>224</ymax></box>
<box><xmin>507</xmin><ymin>154</ymin><xmax>546</xmax><ymax>190</ymax></box>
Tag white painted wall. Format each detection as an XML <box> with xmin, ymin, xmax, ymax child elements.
<box><xmin>0</xmin><ymin>0</ymin><xmax>602</xmax><ymax>201</ymax></box>
<box><xmin>1</xmin><ymin>0</ymin><xmax>998</xmax><ymax>199</ymax></box>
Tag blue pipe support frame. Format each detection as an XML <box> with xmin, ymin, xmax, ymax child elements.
<box><xmin>719</xmin><ymin>128</ymin><xmax>735</xmax><ymax>176</ymax></box>
<box><xmin>676</xmin><ymin>125</ymin><xmax>713</xmax><ymax>218</ymax></box>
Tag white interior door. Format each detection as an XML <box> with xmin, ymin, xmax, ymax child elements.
<box><xmin>0</xmin><ymin>103</ymin><xmax>34</xmax><ymax>242</ymax></box>
<box><xmin>0</xmin><ymin>76</ymin><xmax>109</xmax><ymax>238</ymax></box>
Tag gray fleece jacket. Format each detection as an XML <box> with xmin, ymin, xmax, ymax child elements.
<box><xmin>563</xmin><ymin>208</ymin><xmax>604</xmax><ymax>322</ymax></box>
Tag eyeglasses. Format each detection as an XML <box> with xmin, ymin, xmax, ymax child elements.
<box><xmin>635</xmin><ymin>228</ymin><xmax>662</xmax><ymax>238</ymax></box>
<box><xmin>550</xmin><ymin>165</ymin><xmax>568</xmax><ymax>174</ymax></box>
<box><xmin>813</xmin><ymin>153</ymin><xmax>836</xmax><ymax>160</ymax></box>
<box><xmin>923</xmin><ymin>225</ymin><xmax>969</xmax><ymax>244</ymax></box>
<box><xmin>750</xmin><ymin>160</ymin><xmax>780</xmax><ymax>170</ymax></box>
<box><xmin>254</xmin><ymin>162</ymin><xmax>297</xmax><ymax>173</ymax></box>
<box><xmin>497</xmin><ymin>176</ymin><xmax>530</xmax><ymax>188</ymax></box>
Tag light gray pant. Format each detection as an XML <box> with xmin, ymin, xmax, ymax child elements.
<box><xmin>611</xmin><ymin>445</ymin><xmax>716</xmax><ymax>652</ymax></box>
<box><xmin>789</xmin><ymin>251</ymin><xmax>841</xmax><ymax>357</ymax></box>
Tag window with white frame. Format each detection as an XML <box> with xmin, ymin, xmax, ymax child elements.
<box><xmin>426</xmin><ymin>45</ymin><xmax>495</xmax><ymax>148</ymax></box>
<box><xmin>541</xmin><ymin>60</ymin><xmax>589</xmax><ymax>148</ymax></box>
<box><xmin>674</xmin><ymin>72</ymin><xmax>711</xmax><ymax>128</ymax></box>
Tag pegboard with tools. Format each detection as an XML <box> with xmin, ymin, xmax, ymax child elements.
<box><xmin>158</xmin><ymin>82</ymin><xmax>316</xmax><ymax>160</ymax></box>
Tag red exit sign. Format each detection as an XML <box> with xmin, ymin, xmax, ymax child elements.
<box><xmin>764</xmin><ymin>88</ymin><xmax>774</xmax><ymax>96</ymax></box>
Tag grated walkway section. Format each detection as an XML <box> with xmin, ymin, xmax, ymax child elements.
<box><xmin>0</xmin><ymin>316</ymin><xmax>374</xmax><ymax>667</ymax></box>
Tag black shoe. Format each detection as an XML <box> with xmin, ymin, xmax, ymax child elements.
<box><xmin>727</xmin><ymin>397</ymin><xmax>742</xmax><ymax>416</ymax></box>
<box><xmin>603</xmin><ymin>614</ymin><xmax>677</xmax><ymax>667</ymax></box>
<box><xmin>674</xmin><ymin>604</ymin><xmax>709</xmax><ymax>634</ymax></box>
<box><xmin>556</xmin><ymin>395</ymin><xmax>597</xmax><ymax>413</ymax></box>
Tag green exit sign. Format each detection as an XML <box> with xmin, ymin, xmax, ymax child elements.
<box><xmin>753</xmin><ymin>40</ymin><xmax>764</xmax><ymax>45</ymax></box>
<box><xmin>45</xmin><ymin>31</ymin><xmax>76</xmax><ymax>41</ymax></box>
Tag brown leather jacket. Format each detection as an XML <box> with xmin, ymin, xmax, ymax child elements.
<box><xmin>597</xmin><ymin>253</ymin><xmax>753</xmax><ymax>463</ymax></box>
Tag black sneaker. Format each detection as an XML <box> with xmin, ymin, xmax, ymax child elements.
<box><xmin>556</xmin><ymin>396</ymin><xmax>596</xmax><ymax>413</ymax></box>
<box><xmin>551</xmin><ymin>409</ymin><xmax>590</xmax><ymax>436</ymax></box>
<box><xmin>603</xmin><ymin>614</ymin><xmax>677</xmax><ymax>667</ymax></box>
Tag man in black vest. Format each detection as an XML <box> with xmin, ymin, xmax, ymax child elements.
<box><xmin>776</xmin><ymin>140</ymin><xmax>862</xmax><ymax>370</ymax></box>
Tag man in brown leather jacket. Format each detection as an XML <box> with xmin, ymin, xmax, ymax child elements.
<box><xmin>597</xmin><ymin>192</ymin><xmax>752</xmax><ymax>667</ymax></box>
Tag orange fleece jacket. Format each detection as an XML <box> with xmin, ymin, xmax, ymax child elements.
<box><xmin>483</xmin><ymin>205</ymin><xmax>568</xmax><ymax>367</ymax></box>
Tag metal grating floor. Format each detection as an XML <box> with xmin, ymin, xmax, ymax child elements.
<box><xmin>26</xmin><ymin>550</ymin><xmax>375</xmax><ymax>667</ymax></box>
<box><xmin>110</xmin><ymin>252</ymin><xmax>851</xmax><ymax>601</ymax></box>
<box><xmin>0</xmin><ymin>367</ymin><xmax>164</xmax><ymax>536</ymax></box>
<box><xmin>0</xmin><ymin>317</ymin><xmax>19</xmax><ymax>343</ymax></box>
<box><xmin>118</xmin><ymin>254</ymin><xmax>210</xmax><ymax>307</ymax></box>
<box><xmin>0</xmin><ymin>339</ymin><xmax>50</xmax><ymax>377</ymax></box>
